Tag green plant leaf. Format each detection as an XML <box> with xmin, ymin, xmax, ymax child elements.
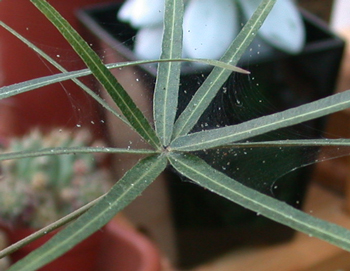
<box><xmin>154</xmin><ymin>0</ymin><xmax>184</xmax><ymax>146</ymax></box>
<box><xmin>7</xmin><ymin>154</ymin><xmax>167</xmax><ymax>271</ymax></box>
<box><xmin>0</xmin><ymin>147</ymin><xmax>158</xmax><ymax>162</ymax></box>
<box><xmin>168</xmin><ymin>152</ymin><xmax>350</xmax><ymax>252</ymax></box>
<box><xmin>172</xmin><ymin>0</ymin><xmax>277</xmax><ymax>138</ymax></box>
<box><xmin>185</xmin><ymin>59</ymin><xmax>249</xmax><ymax>73</ymax></box>
<box><xmin>30</xmin><ymin>0</ymin><xmax>161</xmax><ymax>149</ymax></box>
<box><xmin>225</xmin><ymin>139</ymin><xmax>350</xmax><ymax>148</ymax></box>
<box><xmin>0</xmin><ymin>56</ymin><xmax>245</xmax><ymax>103</ymax></box>
<box><xmin>0</xmin><ymin>69</ymin><xmax>93</xmax><ymax>100</ymax></box>
<box><xmin>170</xmin><ymin>89</ymin><xmax>350</xmax><ymax>151</ymax></box>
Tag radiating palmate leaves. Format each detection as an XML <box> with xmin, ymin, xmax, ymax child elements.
<box><xmin>3</xmin><ymin>0</ymin><xmax>350</xmax><ymax>270</ymax></box>
<box><xmin>153</xmin><ymin>0</ymin><xmax>184</xmax><ymax>146</ymax></box>
<box><xmin>170</xmin><ymin>89</ymin><xmax>350</xmax><ymax>151</ymax></box>
<box><xmin>172</xmin><ymin>0</ymin><xmax>277</xmax><ymax>138</ymax></box>
<box><xmin>7</xmin><ymin>154</ymin><xmax>167</xmax><ymax>271</ymax></box>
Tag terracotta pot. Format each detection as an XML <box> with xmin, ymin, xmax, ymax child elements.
<box><xmin>95</xmin><ymin>218</ymin><xmax>162</xmax><ymax>271</ymax></box>
<box><xmin>3</xmin><ymin>226</ymin><xmax>103</xmax><ymax>271</ymax></box>
<box><xmin>2</xmin><ymin>218</ymin><xmax>162</xmax><ymax>271</ymax></box>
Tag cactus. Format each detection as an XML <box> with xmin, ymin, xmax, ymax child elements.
<box><xmin>0</xmin><ymin>129</ymin><xmax>112</xmax><ymax>229</ymax></box>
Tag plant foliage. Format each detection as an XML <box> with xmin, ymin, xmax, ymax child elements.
<box><xmin>1</xmin><ymin>0</ymin><xmax>350</xmax><ymax>270</ymax></box>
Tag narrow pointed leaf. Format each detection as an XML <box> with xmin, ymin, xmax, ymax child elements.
<box><xmin>172</xmin><ymin>0</ymin><xmax>277</xmax><ymax>138</ymax></box>
<box><xmin>154</xmin><ymin>0</ymin><xmax>184</xmax><ymax>146</ymax></box>
<box><xmin>226</xmin><ymin>139</ymin><xmax>350</xmax><ymax>148</ymax></box>
<box><xmin>169</xmin><ymin>153</ymin><xmax>350</xmax><ymax>252</ymax></box>
<box><xmin>30</xmin><ymin>0</ymin><xmax>161</xmax><ymax>149</ymax></box>
<box><xmin>0</xmin><ymin>68</ymin><xmax>95</xmax><ymax>100</ymax></box>
<box><xmin>170</xmin><ymin>89</ymin><xmax>350</xmax><ymax>151</ymax></box>
<box><xmin>8</xmin><ymin>154</ymin><xmax>167</xmax><ymax>271</ymax></box>
<box><xmin>0</xmin><ymin>147</ymin><xmax>157</xmax><ymax>162</ymax></box>
<box><xmin>0</xmin><ymin>55</ymin><xmax>246</xmax><ymax>103</ymax></box>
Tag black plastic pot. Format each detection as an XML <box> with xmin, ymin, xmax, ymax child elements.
<box><xmin>77</xmin><ymin>3</ymin><xmax>344</xmax><ymax>268</ymax></box>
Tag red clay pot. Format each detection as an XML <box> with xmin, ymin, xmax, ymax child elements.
<box><xmin>4</xmin><ymin>227</ymin><xmax>104</xmax><ymax>271</ymax></box>
<box><xmin>95</xmin><ymin>219</ymin><xmax>162</xmax><ymax>271</ymax></box>
<box><xmin>3</xmin><ymin>218</ymin><xmax>162</xmax><ymax>271</ymax></box>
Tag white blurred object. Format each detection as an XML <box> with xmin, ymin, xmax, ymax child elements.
<box><xmin>239</xmin><ymin>0</ymin><xmax>305</xmax><ymax>54</ymax></box>
<box><xmin>330</xmin><ymin>0</ymin><xmax>350</xmax><ymax>31</ymax></box>
<box><xmin>182</xmin><ymin>0</ymin><xmax>238</xmax><ymax>59</ymax></box>
<box><xmin>118</xmin><ymin>0</ymin><xmax>164</xmax><ymax>28</ymax></box>
<box><xmin>118</xmin><ymin>0</ymin><xmax>306</xmax><ymax>59</ymax></box>
<box><xmin>117</xmin><ymin>0</ymin><xmax>136</xmax><ymax>22</ymax></box>
<box><xmin>134</xmin><ymin>26</ymin><xmax>163</xmax><ymax>59</ymax></box>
